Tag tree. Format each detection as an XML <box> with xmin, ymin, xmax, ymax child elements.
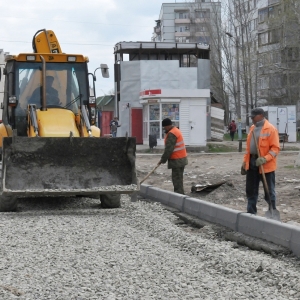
<box><xmin>185</xmin><ymin>0</ymin><xmax>230</xmax><ymax>124</ymax></box>
<box><xmin>258</xmin><ymin>0</ymin><xmax>300</xmax><ymax>110</ymax></box>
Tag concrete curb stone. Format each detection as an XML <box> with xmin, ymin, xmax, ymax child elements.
<box><xmin>139</xmin><ymin>184</ymin><xmax>300</xmax><ymax>257</ymax></box>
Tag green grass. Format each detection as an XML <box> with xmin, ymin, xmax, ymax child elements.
<box><xmin>281</xmin><ymin>146</ymin><xmax>300</xmax><ymax>151</ymax></box>
<box><xmin>207</xmin><ymin>144</ymin><xmax>237</xmax><ymax>153</ymax></box>
<box><xmin>223</xmin><ymin>133</ymin><xmax>248</xmax><ymax>141</ymax></box>
<box><xmin>284</xmin><ymin>165</ymin><xmax>300</xmax><ymax>169</ymax></box>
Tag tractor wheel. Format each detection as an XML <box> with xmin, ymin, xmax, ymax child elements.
<box><xmin>0</xmin><ymin>195</ymin><xmax>18</xmax><ymax>212</ymax></box>
<box><xmin>100</xmin><ymin>194</ymin><xmax>121</xmax><ymax>208</ymax></box>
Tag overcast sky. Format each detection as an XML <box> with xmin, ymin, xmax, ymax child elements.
<box><xmin>0</xmin><ymin>0</ymin><xmax>176</xmax><ymax>96</ymax></box>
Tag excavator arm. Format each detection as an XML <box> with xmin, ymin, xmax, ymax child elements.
<box><xmin>32</xmin><ymin>29</ymin><xmax>62</xmax><ymax>54</ymax></box>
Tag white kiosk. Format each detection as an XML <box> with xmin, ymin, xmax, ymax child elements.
<box><xmin>261</xmin><ymin>106</ymin><xmax>297</xmax><ymax>142</ymax></box>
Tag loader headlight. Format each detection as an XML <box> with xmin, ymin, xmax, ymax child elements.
<box><xmin>67</xmin><ymin>56</ymin><xmax>76</xmax><ymax>62</ymax></box>
<box><xmin>26</xmin><ymin>55</ymin><xmax>36</xmax><ymax>61</ymax></box>
<box><xmin>90</xmin><ymin>107</ymin><xmax>96</xmax><ymax>119</ymax></box>
<box><xmin>9</xmin><ymin>96</ymin><xmax>18</xmax><ymax>106</ymax></box>
<box><xmin>89</xmin><ymin>96</ymin><xmax>96</xmax><ymax>105</ymax></box>
<box><xmin>89</xmin><ymin>97</ymin><xmax>96</xmax><ymax>104</ymax></box>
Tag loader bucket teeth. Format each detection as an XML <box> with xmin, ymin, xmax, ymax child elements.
<box><xmin>1</xmin><ymin>137</ymin><xmax>138</xmax><ymax>197</ymax></box>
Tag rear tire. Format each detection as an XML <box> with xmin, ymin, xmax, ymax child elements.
<box><xmin>0</xmin><ymin>195</ymin><xmax>18</xmax><ymax>212</ymax></box>
<box><xmin>100</xmin><ymin>194</ymin><xmax>121</xmax><ymax>208</ymax></box>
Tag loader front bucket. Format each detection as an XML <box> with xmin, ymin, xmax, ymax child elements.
<box><xmin>1</xmin><ymin>136</ymin><xmax>138</xmax><ymax>197</ymax></box>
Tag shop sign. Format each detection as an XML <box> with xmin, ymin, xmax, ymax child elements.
<box><xmin>148</xmin><ymin>99</ymin><xmax>158</xmax><ymax>103</ymax></box>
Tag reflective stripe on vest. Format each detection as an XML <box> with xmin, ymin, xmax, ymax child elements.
<box><xmin>165</xmin><ymin>127</ymin><xmax>187</xmax><ymax>159</ymax></box>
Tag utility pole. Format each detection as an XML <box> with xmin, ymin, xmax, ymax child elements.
<box><xmin>226</xmin><ymin>32</ymin><xmax>242</xmax><ymax>152</ymax></box>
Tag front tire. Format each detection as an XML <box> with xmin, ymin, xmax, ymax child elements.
<box><xmin>100</xmin><ymin>194</ymin><xmax>121</xmax><ymax>208</ymax></box>
<box><xmin>0</xmin><ymin>195</ymin><xmax>18</xmax><ymax>212</ymax></box>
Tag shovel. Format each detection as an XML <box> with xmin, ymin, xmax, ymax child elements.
<box><xmin>252</xmin><ymin>131</ymin><xmax>281</xmax><ymax>221</ymax></box>
<box><xmin>140</xmin><ymin>164</ymin><xmax>160</xmax><ymax>184</ymax></box>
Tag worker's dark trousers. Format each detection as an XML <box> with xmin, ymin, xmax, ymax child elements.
<box><xmin>172</xmin><ymin>167</ymin><xmax>185</xmax><ymax>195</ymax></box>
<box><xmin>246</xmin><ymin>157</ymin><xmax>276</xmax><ymax>214</ymax></box>
<box><xmin>229</xmin><ymin>131</ymin><xmax>235</xmax><ymax>141</ymax></box>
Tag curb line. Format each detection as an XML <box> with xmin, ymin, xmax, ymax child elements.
<box><xmin>139</xmin><ymin>184</ymin><xmax>300</xmax><ymax>258</ymax></box>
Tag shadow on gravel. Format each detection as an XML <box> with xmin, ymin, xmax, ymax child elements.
<box><xmin>14</xmin><ymin>196</ymin><xmax>102</xmax><ymax>213</ymax></box>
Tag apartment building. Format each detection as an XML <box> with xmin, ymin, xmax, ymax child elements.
<box><xmin>257</xmin><ymin>1</ymin><xmax>300</xmax><ymax>114</ymax></box>
<box><xmin>231</xmin><ymin>0</ymin><xmax>300</xmax><ymax>126</ymax></box>
<box><xmin>152</xmin><ymin>0</ymin><xmax>222</xmax><ymax>105</ymax></box>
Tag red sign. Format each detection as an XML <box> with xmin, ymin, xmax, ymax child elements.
<box><xmin>140</xmin><ymin>89</ymin><xmax>162</xmax><ymax>97</ymax></box>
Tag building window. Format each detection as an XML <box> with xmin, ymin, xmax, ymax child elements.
<box><xmin>198</xmin><ymin>25</ymin><xmax>206</xmax><ymax>32</ymax></box>
<box><xmin>269</xmin><ymin>29</ymin><xmax>280</xmax><ymax>44</ymax></box>
<box><xmin>149</xmin><ymin>104</ymin><xmax>160</xmax><ymax>139</ymax></box>
<box><xmin>258</xmin><ymin>77</ymin><xmax>269</xmax><ymax>90</ymax></box>
<box><xmin>176</xmin><ymin>11</ymin><xmax>190</xmax><ymax>19</ymax></box>
<box><xmin>161</xmin><ymin>104</ymin><xmax>180</xmax><ymax>138</ymax></box>
<box><xmin>271</xmin><ymin>51</ymin><xmax>281</xmax><ymax>64</ymax></box>
<box><xmin>249</xmin><ymin>0</ymin><xmax>256</xmax><ymax>10</ymax></box>
<box><xmin>175</xmin><ymin>36</ymin><xmax>187</xmax><ymax>43</ymax></box>
<box><xmin>270</xmin><ymin>74</ymin><xmax>282</xmax><ymax>88</ymax></box>
<box><xmin>198</xmin><ymin>36</ymin><xmax>210</xmax><ymax>44</ymax></box>
<box><xmin>258</xmin><ymin>32</ymin><xmax>268</xmax><ymax>46</ymax></box>
<box><xmin>258</xmin><ymin>8</ymin><xmax>268</xmax><ymax>23</ymax></box>
<box><xmin>290</xmin><ymin>74</ymin><xmax>299</xmax><ymax>86</ymax></box>
<box><xmin>195</xmin><ymin>10</ymin><xmax>210</xmax><ymax>19</ymax></box>
<box><xmin>268</xmin><ymin>6</ymin><xmax>275</xmax><ymax>18</ymax></box>
<box><xmin>248</xmin><ymin>18</ymin><xmax>257</xmax><ymax>31</ymax></box>
<box><xmin>144</xmin><ymin>103</ymin><xmax>180</xmax><ymax>140</ymax></box>
<box><xmin>268</xmin><ymin>0</ymin><xmax>279</xmax><ymax>5</ymax></box>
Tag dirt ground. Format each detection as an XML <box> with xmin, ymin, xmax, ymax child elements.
<box><xmin>136</xmin><ymin>143</ymin><xmax>300</xmax><ymax>225</ymax></box>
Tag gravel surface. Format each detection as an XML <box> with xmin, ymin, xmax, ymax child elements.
<box><xmin>0</xmin><ymin>196</ymin><xmax>300</xmax><ymax>299</ymax></box>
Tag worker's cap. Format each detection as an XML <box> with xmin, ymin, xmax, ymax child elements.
<box><xmin>46</xmin><ymin>75</ymin><xmax>54</xmax><ymax>80</ymax></box>
<box><xmin>162</xmin><ymin>118</ymin><xmax>172</xmax><ymax>126</ymax></box>
<box><xmin>232</xmin><ymin>120</ymin><xmax>235</xmax><ymax>122</ymax></box>
<box><xmin>250</xmin><ymin>108</ymin><xmax>265</xmax><ymax>117</ymax></box>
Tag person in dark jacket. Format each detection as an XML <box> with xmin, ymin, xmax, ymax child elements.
<box><xmin>30</xmin><ymin>75</ymin><xmax>60</xmax><ymax>106</ymax></box>
<box><xmin>158</xmin><ymin>118</ymin><xmax>188</xmax><ymax>194</ymax></box>
<box><xmin>228</xmin><ymin>120</ymin><xmax>237</xmax><ymax>141</ymax></box>
<box><xmin>110</xmin><ymin>117</ymin><xmax>121</xmax><ymax>137</ymax></box>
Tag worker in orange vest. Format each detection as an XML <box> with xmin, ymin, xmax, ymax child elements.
<box><xmin>241</xmin><ymin>108</ymin><xmax>280</xmax><ymax>214</ymax></box>
<box><xmin>158</xmin><ymin>118</ymin><xmax>188</xmax><ymax>194</ymax></box>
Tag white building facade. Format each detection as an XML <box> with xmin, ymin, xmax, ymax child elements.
<box><xmin>114</xmin><ymin>42</ymin><xmax>211</xmax><ymax>146</ymax></box>
<box><xmin>152</xmin><ymin>0</ymin><xmax>220</xmax><ymax>45</ymax></box>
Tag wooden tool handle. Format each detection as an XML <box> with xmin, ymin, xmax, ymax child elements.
<box><xmin>140</xmin><ymin>164</ymin><xmax>160</xmax><ymax>184</ymax></box>
<box><xmin>252</xmin><ymin>131</ymin><xmax>273</xmax><ymax>213</ymax></box>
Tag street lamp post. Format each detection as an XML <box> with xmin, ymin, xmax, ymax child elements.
<box><xmin>226</xmin><ymin>32</ymin><xmax>242</xmax><ymax>152</ymax></box>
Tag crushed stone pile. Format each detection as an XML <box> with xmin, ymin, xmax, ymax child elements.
<box><xmin>0</xmin><ymin>196</ymin><xmax>299</xmax><ymax>299</ymax></box>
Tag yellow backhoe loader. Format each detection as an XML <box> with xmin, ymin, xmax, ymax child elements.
<box><xmin>0</xmin><ymin>29</ymin><xmax>138</xmax><ymax>211</ymax></box>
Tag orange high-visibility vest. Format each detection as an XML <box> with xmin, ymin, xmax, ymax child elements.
<box><xmin>243</xmin><ymin>119</ymin><xmax>280</xmax><ymax>173</ymax></box>
<box><xmin>165</xmin><ymin>127</ymin><xmax>187</xmax><ymax>160</ymax></box>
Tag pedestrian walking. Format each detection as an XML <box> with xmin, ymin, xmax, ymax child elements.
<box><xmin>228</xmin><ymin>120</ymin><xmax>237</xmax><ymax>141</ymax></box>
<box><xmin>241</xmin><ymin>108</ymin><xmax>280</xmax><ymax>214</ymax></box>
<box><xmin>110</xmin><ymin>117</ymin><xmax>121</xmax><ymax>137</ymax></box>
<box><xmin>158</xmin><ymin>118</ymin><xmax>188</xmax><ymax>195</ymax></box>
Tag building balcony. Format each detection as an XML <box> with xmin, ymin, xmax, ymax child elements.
<box><xmin>175</xmin><ymin>18</ymin><xmax>191</xmax><ymax>24</ymax></box>
<box><xmin>194</xmin><ymin>18</ymin><xmax>209</xmax><ymax>24</ymax></box>
<box><xmin>154</xmin><ymin>27</ymin><xmax>161</xmax><ymax>34</ymax></box>
<box><xmin>195</xmin><ymin>32</ymin><xmax>208</xmax><ymax>37</ymax></box>
<box><xmin>258</xmin><ymin>89</ymin><xmax>269</xmax><ymax>97</ymax></box>
<box><xmin>269</xmin><ymin>88</ymin><xmax>286</xmax><ymax>97</ymax></box>
<box><xmin>175</xmin><ymin>32</ymin><xmax>191</xmax><ymax>37</ymax></box>
<box><xmin>268</xmin><ymin>0</ymin><xmax>279</xmax><ymax>5</ymax></box>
